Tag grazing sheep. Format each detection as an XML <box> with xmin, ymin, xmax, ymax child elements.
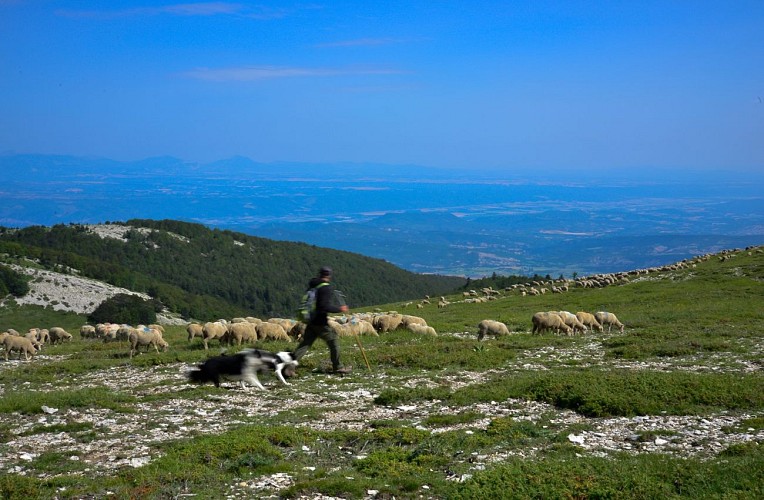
<box><xmin>129</xmin><ymin>328</ymin><xmax>167</xmax><ymax>358</ymax></box>
<box><xmin>48</xmin><ymin>327</ymin><xmax>73</xmax><ymax>345</ymax></box>
<box><xmin>255</xmin><ymin>322</ymin><xmax>291</xmax><ymax>342</ymax></box>
<box><xmin>408</xmin><ymin>324</ymin><xmax>437</xmax><ymax>336</ymax></box>
<box><xmin>555</xmin><ymin>311</ymin><xmax>588</xmax><ymax>334</ymax></box>
<box><xmin>531</xmin><ymin>312</ymin><xmax>572</xmax><ymax>335</ymax></box>
<box><xmin>202</xmin><ymin>321</ymin><xmax>228</xmax><ymax>350</ymax></box>
<box><xmin>373</xmin><ymin>314</ymin><xmax>403</xmax><ymax>333</ymax></box>
<box><xmin>226</xmin><ymin>322</ymin><xmax>258</xmax><ymax>346</ymax></box>
<box><xmin>343</xmin><ymin>319</ymin><xmax>378</xmax><ymax>337</ymax></box>
<box><xmin>400</xmin><ymin>315</ymin><xmax>428</xmax><ymax>329</ymax></box>
<box><xmin>594</xmin><ymin>312</ymin><xmax>625</xmax><ymax>333</ymax></box>
<box><xmin>186</xmin><ymin>323</ymin><xmax>203</xmax><ymax>342</ymax></box>
<box><xmin>116</xmin><ymin>325</ymin><xmax>137</xmax><ymax>342</ymax></box>
<box><xmin>575</xmin><ymin>312</ymin><xmax>603</xmax><ymax>332</ymax></box>
<box><xmin>80</xmin><ymin>324</ymin><xmax>96</xmax><ymax>339</ymax></box>
<box><xmin>24</xmin><ymin>330</ymin><xmax>44</xmax><ymax>350</ymax></box>
<box><xmin>288</xmin><ymin>322</ymin><xmax>306</xmax><ymax>340</ymax></box>
<box><xmin>1</xmin><ymin>332</ymin><xmax>37</xmax><ymax>361</ymax></box>
<box><xmin>477</xmin><ymin>319</ymin><xmax>509</xmax><ymax>340</ymax></box>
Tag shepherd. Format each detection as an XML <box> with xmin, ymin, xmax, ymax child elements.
<box><xmin>292</xmin><ymin>266</ymin><xmax>352</xmax><ymax>375</ymax></box>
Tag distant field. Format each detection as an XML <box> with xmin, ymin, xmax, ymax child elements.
<box><xmin>3</xmin><ymin>154</ymin><xmax>763</xmax><ymax>277</ymax></box>
<box><xmin>0</xmin><ymin>247</ymin><xmax>763</xmax><ymax>498</ymax></box>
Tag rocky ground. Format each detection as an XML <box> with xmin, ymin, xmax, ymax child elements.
<box><xmin>1</xmin><ymin>340</ymin><xmax>761</xmax><ymax>497</ymax></box>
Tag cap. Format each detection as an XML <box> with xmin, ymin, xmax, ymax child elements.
<box><xmin>319</xmin><ymin>266</ymin><xmax>333</xmax><ymax>277</ymax></box>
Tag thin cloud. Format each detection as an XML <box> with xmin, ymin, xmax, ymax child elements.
<box><xmin>182</xmin><ymin>65</ymin><xmax>405</xmax><ymax>82</ymax></box>
<box><xmin>56</xmin><ymin>2</ymin><xmax>292</xmax><ymax>20</ymax></box>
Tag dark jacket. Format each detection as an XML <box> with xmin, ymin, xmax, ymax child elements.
<box><xmin>308</xmin><ymin>278</ymin><xmax>342</xmax><ymax>326</ymax></box>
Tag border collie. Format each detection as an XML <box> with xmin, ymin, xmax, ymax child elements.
<box><xmin>188</xmin><ymin>348</ymin><xmax>298</xmax><ymax>390</ymax></box>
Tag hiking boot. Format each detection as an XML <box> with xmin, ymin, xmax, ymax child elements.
<box><xmin>333</xmin><ymin>366</ymin><xmax>352</xmax><ymax>375</ymax></box>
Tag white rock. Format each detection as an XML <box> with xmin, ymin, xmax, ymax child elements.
<box><xmin>568</xmin><ymin>434</ymin><xmax>585</xmax><ymax>445</ymax></box>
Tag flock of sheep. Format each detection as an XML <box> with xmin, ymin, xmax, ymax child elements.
<box><xmin>4</xmin><ymin>247</ymin><xmax>759</xmax><ymax>363</ymax></box>
<box><xmin>0</xmin><ymin>326</ymin><xmax>72</xmax><ymax>361</ymax></box>
<box><xmin>183</xmin><ymin>313</ymin><xmax>437</xmax><ymax>352</ymax></box>
<box><xmin>79</xmin><ymin>323</ymin><xmax>169</xmax><ymax>358</ymax></box>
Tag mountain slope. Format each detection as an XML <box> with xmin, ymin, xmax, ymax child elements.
<box><xmin>0</xmin><ymin>220</ymin><xmax>466</xmax><ymax>320</ymax></box>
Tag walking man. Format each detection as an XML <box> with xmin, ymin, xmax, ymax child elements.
<box><xmin>293</xmin><ymin>266</ymin><xmax>352</xmax><ymax>374</ymax></box>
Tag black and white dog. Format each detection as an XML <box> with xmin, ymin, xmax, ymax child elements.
<box><xmin>188</xmin><ymin>348</ymin><xmax>298</xmax><ymax>391</ymax></box>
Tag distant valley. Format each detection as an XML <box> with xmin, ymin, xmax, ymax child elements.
<box><xmin>2</xmin><ymin>154</ymin><xmax>763</xmax><ymax>277</ymax></box>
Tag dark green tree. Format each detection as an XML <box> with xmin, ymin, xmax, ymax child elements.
<box><xmin>0</xmin><ymin>264</ymin><xmax>30</xmax><ymax>297</ymax></box>
<box><xmin>88</xmin><ymin>294</ymin><xmax>159</xmax><ymax>325</ymax></box>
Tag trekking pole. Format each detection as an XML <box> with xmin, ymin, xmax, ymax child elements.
<box><xmin>335</xmin><ymin>291</ymin><xmax>372</xmax><ymax>371</ymax></box>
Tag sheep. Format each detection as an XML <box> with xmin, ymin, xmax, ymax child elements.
<box><xmin>24</xmin><ymin>330</ymin><xmax>44</xmax><ymax>350</ymax></box>
<box><xmin>80</xmin><ymin>324</ymin><xmax>96</xmax><ymax>339</ymax></box>
<box><xmin>575</xmin><ymin>311</ymin><xmax>603</xmax><ymax>332</ymax></box>
<box><xmin>288</xmin><ymin>322</ymin><xmax>306</xmax><ymax>340</ymax></box>
<box><xmin>116</xmin><ymin>325</ymin><xmax>136</xmax><ymax>342</ymax></box>
<box><xmin>343</xmin><ymin>319</ymin><xmax>378</xmax><ymax>337</ymax></box>
<box><xmin>202</xmin><ymin>321</ymin><xmax>228</xmax><ymax>350</ymax></box>
<box><xmin>408</xmin><ymin>324</ymin><xmax>437</xmax><ymax>336</ymax></box>
<box><xmin>268</xmin><ymin>318</ymin><xmax>296</xmax><ymax>332</ymax></box>
<box><xmin>48</xmin><ymin>327</ymin><xmax>73</xmax><ymax>345</ymax></box>
<box><xmin>148</xmin><ymin>324</ymin><xmax>165</xmax><ymax>334</ymax></box>
<box><xmin>186</xmin><ymin>323</ymin><xmax>203</xmax><ymax>342</ymax></box>
<box><xmin>373</xmin><ymin>314</ymin><xmax>402</xmax><ymax>333</ymax></box>
<box><xmin>400</xmin><ymin>315</ymin><xmax>428</xmax><ymax>329</ymax></box>
<box><xmin>531</xmin><ymin>312</ymin><xmax>572</xmax><ymax>335</ymax></box>
<box><xmin>128</xmin><ymin>328</ymin><xmax>167</xmax><ymax>358</ymax></box>
<box><xmin>594</xmin><ymin>311</ymin><xmax>625</xmax><ymax>333</ymax></box>
<box><xmin>1</xmin><ymin>332</ymin><xmax>37</xmax><ymax>361</ymax></box>
<box><xmin>477</xmin><ymin>319</ymin><xmax>510</xmax><ymax>340</ymax></box>
<box><xmin>555</xmin><ymin>311</ymin><xmax>588</xmax><ymax>334</ymax></box>
<box><xmin>255</xmin><ymin>322</ymin><xmax>291</xmax><ymax>342</ymax></box>
<box><xmin>226</xmin><ymin>322</ymin><xmax>258</xmax><ymax>346</ymax></box>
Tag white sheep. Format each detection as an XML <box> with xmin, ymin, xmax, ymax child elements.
<box><xmin>202</xmin><ymin>321</ymin><xmax>228</xmax><ymax>350</ymax></box>
<box><xmin>594</xmin><ymin>311</ymin><xmax>625</xmax><ymax>333</ymax></box>
<box><xmin>128</xmin><ymin>328</ymin><xmax>168</xmax><ymax>358</ymax></box>
<box><xmin>477</xmin><ymin>319</ymin><xmax>509</xmax><ymax>340</ymax></box>
<box><xmin>186</xmin><ymin>323</ymin><xmax>203</xmax><ymax>342</ymax></box>
<box><xmin>24</xmin><ymin>330</ymin><xmax>44</xmax><ymax>350</ymax></box>
<box><xmin>531</xmin><ymin>312</ymin><xmax>572</xmax><ymax>335</ymax></box>
<box><xmin>372</xmin><ymin>314</ymin><xmax>402</xmax><ymax>333</ymax></box>
<box><xmin>575</xmin><ymin>311</ymin><xmax>603</xmax><ymax>332</ymax></box>
<box><xmin>408</xmin><ymin>324</ymin><xmax>438</xmax><ymax>336</ymax></box>
<box><xmin>48</xmin><ymin>327</ymin><xmax>73</xmax><ymax>345</ymax></box>
<box><xmin>226</xmin><ymin>322</ymin><xmax>258</xmax><ymax>346</ymax></box>
<box><xmin>1</xmin><ymin>332</ymin><xmax>37</xmax><ymax>361</ymax></box>
<box><xmin>80</xmin><ymin>324</ymin><xmax>96</xmax><ymax>339</ymax></box>
<box><xmin>555</xmin><ymin>311</ymin><xmax>588</xmax><ymax>334</ymax></box>
<box><xmin>400</xmin><ymin>315</ymin><xmax>428</xmax><ymax>328</ymax></box>
<box><xmin>343</xmin><ymin>319</ymin><xmax>378</xmax><ymax>337</ymax></box>
<box><xmin>255</xmin><ymin>322</ymin><xmax>291</xmax><ymax>342</ymax></box>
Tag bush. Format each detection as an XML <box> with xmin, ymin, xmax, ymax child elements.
<box><xmin>0</xmin><ymin>263</ymin><xmax>30</xmax><ymax>297</ymax></box>
<box><xmin>88</xmin><ymin>293</ymin><xmax>159</xmax><ymax>325</ymax></box>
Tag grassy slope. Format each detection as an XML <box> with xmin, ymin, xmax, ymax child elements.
<box><xmin>0</xmin><ymin>247</ymin><xmax>762</xmax><ymax>498</ymax></box>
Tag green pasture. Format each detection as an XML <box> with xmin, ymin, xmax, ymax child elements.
<box><xmin>0</xmin><ymin>248</ymin><xmax>763</xmax><ymax>498</ymax></box>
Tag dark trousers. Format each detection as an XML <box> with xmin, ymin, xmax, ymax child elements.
<box><xmin>293</xmin><ymin>323</ymin><xmax>341</xmax><ymax>370</ymax></box>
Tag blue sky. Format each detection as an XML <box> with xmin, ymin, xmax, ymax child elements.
<box><xmin>1</xmin><ymin>1</ymin><xmax>762</xmax><ymax>171</ymax></box>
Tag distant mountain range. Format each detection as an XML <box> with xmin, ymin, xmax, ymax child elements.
<box><xmin>2</xmin><ymin>153</ymin><xmax>763</xmax><ymax>277</ymax></box>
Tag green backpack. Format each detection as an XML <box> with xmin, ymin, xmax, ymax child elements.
<box><xmin>296</xmin><ymin>282</ymin><xmax>328</xmax><ymax>323</ymax></box>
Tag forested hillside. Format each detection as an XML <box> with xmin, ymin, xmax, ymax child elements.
<box><xmin>0</xmin><ymin>220</ymin><xmax>466</xmax><ymax>320</ymax></box>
